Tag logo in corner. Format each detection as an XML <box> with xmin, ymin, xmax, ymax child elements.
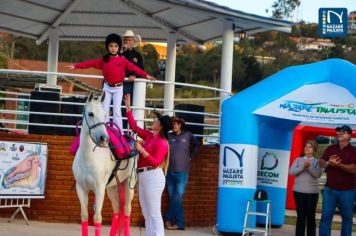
<box><xmin>319</xmin><ymin>8</ymin><xmax>348</xmax><ymax>37</ymax></box>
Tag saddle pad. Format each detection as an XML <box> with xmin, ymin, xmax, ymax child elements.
<box><xmin>69</xmin><ymin>125</ymin><xmax>135</xmax><ymax>159</ymax></box>
<box><xmin>106</xmin><ymin>126</ymin><xmax>131</xmax><ymax>159</ymax></box>
<box><xmin>70</xmin><ymin>136</ymin><xmax>80</xmax><ymax>155</ymax></box>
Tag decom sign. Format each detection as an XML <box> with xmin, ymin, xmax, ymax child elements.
<box><xmin>257</xmin><ymin>148</ymin><xmax>290</xmax><ymax>188</ymax></box>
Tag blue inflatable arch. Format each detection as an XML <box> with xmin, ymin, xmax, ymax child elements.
<box><xmin>217</xmin><ymin>59</ymin><xmax>356</xmax><ymax>233</ymax></box>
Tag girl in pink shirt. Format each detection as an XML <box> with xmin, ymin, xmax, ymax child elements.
<box><xmin>125</xmin><ymin>94</ymin><xmax>172</xmax><ymax>236</ymax></box>
<box><xmin>67</xmin><ymin>33</ymin><xmax>155</xmax><ymax>132</ymax></box>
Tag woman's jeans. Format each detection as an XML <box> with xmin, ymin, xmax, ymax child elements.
<box><xmin>319</xmin><ymin>186</ymin><xmax>354</xmax><ymax>236</ymax></box>
<box><xmin>165</xmin><ymin>171</ymin><xmax>188</xmax><ymax>228</ymax></box>
<box><xmin>139</xmin><ymin>168</ymin><xmax>166</xmax><ymax>236</ymax></box>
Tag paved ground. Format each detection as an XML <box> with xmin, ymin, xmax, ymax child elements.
<box><xmin>285</xmin><ymin>209</ymin><xmax>356</xmax><ymax>224</ymax></box>
<box><xmin>0</xmin><ymin>217</ymin><xmax>344</xmax><ymax>236</ymax></box>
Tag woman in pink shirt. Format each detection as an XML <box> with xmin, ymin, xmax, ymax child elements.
<box><xmin>125</xmin><ymin>94</ymin><xmax>172</xmax><ymax>236</ymax></box>
<box><xmin>67</xmin><ymin>33</ymin><xmax>155</xmax><ymax>132</ymax></box>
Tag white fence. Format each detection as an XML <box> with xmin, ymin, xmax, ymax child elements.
<box><xmin>0</xmin><ymin>69</ymin><xmax>231</xmax><ymax>143</ymax></box>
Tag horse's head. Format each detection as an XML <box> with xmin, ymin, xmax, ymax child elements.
<box><xmin>82</xmin><ymin>91</ymin><xmax>109</xmax><ymax>147</ymax></box>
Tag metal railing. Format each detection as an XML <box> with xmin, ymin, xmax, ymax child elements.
<box><xmin>0</xmin><ymin>69</ymin><xmax>229</xmax><ymax>143</ymax></box>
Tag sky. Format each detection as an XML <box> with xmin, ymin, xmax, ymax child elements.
<box><xmin>210</xmin><ymin>0</ymin><xmax>355</xmax><ymax>23</ymax></box>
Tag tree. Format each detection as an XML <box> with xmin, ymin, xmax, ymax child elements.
<box><xmin>59</xmin><ymin>41</ymin><xmax>104</xmax><ymax>62</ymax></box>
<box><xmin>291</xmin><ymin>22</ymin><xmax>318</xmax><ymax>38</ymax></box>
<box><xmin>193</xmin><ymin>45</ymin><xmax>221</xmax><ymax>85</ymax></box>
<box><xmin>141</xmin><ymin>44</ymin><xmax>159</xmax><ymax>77</ymax></box>
<box><xmin>176</xmin><ymin>45</ymin><xmax>205</xmax><ymax>84</ymax></box>
<box><xmin>328</xmin><ymin>45</ymin><xmax>345</xmax><ymax>59</ymax></box>
<box><xmin>12</xmin><ymin>37</ymin><xmax>48</xmax><ymax>60</ymax></box>
<box><xmin>233</xmin><ymin>56</ymin><xmax>263</xmax><ymax>91</ymax></box>
<box><xmin>269</xmin><ymin>0</ymin><xmax>301</xmax><ymax>20</ymax></box>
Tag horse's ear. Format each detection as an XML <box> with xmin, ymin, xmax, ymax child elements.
<box><xmin>88</xmin><ymin>91</ymin><xmax>94</xmax><ymax>102</ymax></box>
<box><xmin>100</xmin><ymin>91</ymin><xmax>106</xmax><ymax>103</ymax></box>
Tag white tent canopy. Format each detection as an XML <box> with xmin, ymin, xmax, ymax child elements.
<box><xmin>0</xmin><ymin>0</ymin><xmax>292</xmax><ymax>45</ymax></box>
<box><xmin>0</xmin><ymin>0</ymin><xmax>293</xmax><ymax>120</ymax></box>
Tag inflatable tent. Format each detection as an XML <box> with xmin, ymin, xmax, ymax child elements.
<box><xmin>217</xmin><ymin>59</ymin><xmax>356</xmax><ymax>233</ymax></box>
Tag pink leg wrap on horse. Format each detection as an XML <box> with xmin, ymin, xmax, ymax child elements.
<box><xmin>94</xmin><ymin>222</ymin><xmax>102</xmax><ymax>236</ymax></box>
<box><xmin>117</xmin><ymin>182</ymin><xmax>127</xmax><ymax>236</ymax></box>
<box><xmin>81</xmin><ymin>221</ymin><xmax>88</xmax><ymax>236</ymax></box>
<box><xmin>109</xmin><ymin>213</ymin><xmax>119</xmax><ymax>236</ymax></box>
<box><xmin>123</xmin><ymin>215</ymin><xmax>131</xmax><ymax>236</ymax></box>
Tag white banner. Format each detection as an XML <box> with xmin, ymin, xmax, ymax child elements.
<box><xmin>219</xmin><ymin>144</ymin><xmax>258</xmax><ymax>188</ymax></box>
<box><xmin>257</xmin><ymin>148</ymin><xmax>290</xmax><ymax>188</ymax></box>
<box><xmin>253</xmin><ymin>83</ymin><xmax>356</xmax><ymax>124</ymax></box>
<box><xmin>0</xmin><ymin>141</ymin><xmax>48</xmax><ymax>198</ymax></box>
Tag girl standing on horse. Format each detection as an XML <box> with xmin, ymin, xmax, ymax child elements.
<box><xmin>124</xmin><ymin>94</ymin><xmax>172</xmax><ymax>236</ymax></box>
<box><xmin>67</xmin><ymin>33</ymin><xmax>155</xmax><ymax>132</ymax></box>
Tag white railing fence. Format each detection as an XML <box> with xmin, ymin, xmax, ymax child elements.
<box><xmin>0</xmin><ymin>70</ymin><xmax>228</xmax><ymax>144</ymax></box>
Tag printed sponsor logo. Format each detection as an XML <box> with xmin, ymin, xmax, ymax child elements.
<box><xmin>222</xmin><ymin>146</ymin><xmax>245</xmax><ymax>186</ymax></box>
<box><xmin>319</xmin><ymin>8</ymin><xmax>348</xmax><ymax>37</ymax></box>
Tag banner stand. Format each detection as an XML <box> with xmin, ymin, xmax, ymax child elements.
<box><xmin>0</xmin><ymin>198</ymin><xmax>31</xmax><ymax>225</ymax></box>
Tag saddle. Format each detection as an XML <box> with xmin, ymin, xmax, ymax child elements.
<box><xmin>106</xmin><ymin>122</ymin><xmax>137</xmax><ymax>160</ymax></box>
<box><xmin>69</xmin><ymin>121</ymin><xmax>137</xmax><ymax>160</ymax></box>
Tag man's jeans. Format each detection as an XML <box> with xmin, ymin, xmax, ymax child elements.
<box><xmin>319</xmin><ymin>186</ymin><xmax>354</xmax><ymax>236</ymax></box>
<box><xmin>165</xmin><ymin>171</ymin><xmax>188</xmax><ymax>228</ymax></box>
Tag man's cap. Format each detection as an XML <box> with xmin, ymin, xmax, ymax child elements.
<box><xmin>335</xmin><ymin>125</ymin><xmax>352</xmax><ymax>134</ymax></box>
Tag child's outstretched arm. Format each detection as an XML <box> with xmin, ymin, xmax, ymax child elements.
<box><xmin>66</xmin><ymin>58</ymin><xmax>103</xmax><ymax>70</ymax></box>
<box><xmin>125</xmin><ymin>59</ymin><xmax>157</xmax><ymax>81</ymax></box>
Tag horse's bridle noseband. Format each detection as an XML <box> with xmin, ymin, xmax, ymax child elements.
<box><xmin>83</xmin><ymin>105</ymin><xmax>106</xmax><ymax>146</ymax></box>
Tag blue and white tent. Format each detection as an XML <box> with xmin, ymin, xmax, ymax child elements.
<box><xmin>217</xmin><ymin>59</ymin><xmax>356</xmax><ymax>233</ymax></box>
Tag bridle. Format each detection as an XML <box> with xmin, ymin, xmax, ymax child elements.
<box><xmin>82</xmin><ymin>105</ymin><xmax>106</xmax><ymax>147</ymax></box>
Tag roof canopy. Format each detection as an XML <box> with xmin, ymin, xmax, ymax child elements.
<box><xmin>0</xmin><ymin>0</ymin><xmax>293</xmax><ymax>45</ymax></box>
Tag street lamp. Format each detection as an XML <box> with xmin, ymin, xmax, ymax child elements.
<box><xmin>239</xmin><ymin>30</ymin><xmax>246</xmax><ymax>40</ymax></box>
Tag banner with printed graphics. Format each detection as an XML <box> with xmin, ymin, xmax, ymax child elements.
<box><xmin>257</xmin><ymin>148</ymin><xmax>291</xmax><ymax>188</ymax></box>
<box><xmin>0</xmin><ymin>141</ymin><xmax>48</xmax><ymax>199</ymax></box>
<box><xmin>219</xmin><ymin>144</ymin><xmax>258</xmax><ymax>188</ymax></box>
<box><xmin>253</xmin><ymin>83</ymin><xmax>356</xmax><ymax>124</ymax></box>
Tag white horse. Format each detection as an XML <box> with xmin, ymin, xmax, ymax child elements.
<box><xmin>72</xmin><ymin>91</ymin><xmax>137</xmax><ymax>236</ymax></box>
